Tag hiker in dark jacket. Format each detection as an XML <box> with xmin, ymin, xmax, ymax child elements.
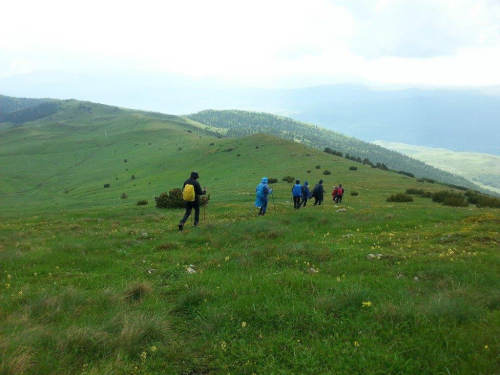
<box><xmin>178</xmin><ymin>171</ymin><xmax>206</xmax><ymax>230</ymax></box>
<box><xmin>255</xmin><ymin>177</ymin><xmax>272</xmax><ymax>216</ymax></box>
<box><xmin>312</xmin><ymin>179</ymin><xmax>325</xmax><ymax>206</ymax></box>
<box><xmin>300</xmin><ymin>181</ymin><xmax>311</xmax><ymax>207</ymax></box>
<box><xmin>292</xmin><ymin>180</ymin><xmax>302</xmax><ymax>209</ymax></box>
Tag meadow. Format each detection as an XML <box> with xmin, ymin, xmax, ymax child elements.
<box><xmin>1</xmin><ymin>101</ymin><xmax>499</xmax><ymax>374</ymax></box>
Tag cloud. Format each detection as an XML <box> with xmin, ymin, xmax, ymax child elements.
<box><xmin>343</xmin><ymin>0</ymin><xmax>500</xmax><ymax>59</ymax></box>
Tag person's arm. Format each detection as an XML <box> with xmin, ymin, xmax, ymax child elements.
<box><xmin>194</xmin><ymin>181</ymin><xmax>206</xmax><ymax>195</ymax></box>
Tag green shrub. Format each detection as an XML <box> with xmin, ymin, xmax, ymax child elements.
<box><xmin>466</xmin><ymin>191</ymin><xmax>500</xmax><ymax>208</ymax></box>
<box><xmin>268</xmin><ymin>178</ymin><xmax>278</xmax><ymax>184</ymax></box>
<box><xmin>282</xmin><ymin>176</ymin><xmax>295</xmax><ymax>183</ymax></box>
<box><xmin>307</xmin><ymin>170</ymin><xmax>311</xmax><ymax>173</ymax></box>
<box><xmin>417</xmin><ymin>179</ymin><xmax>425</xmax><ymax>182</ymax></box>
<box><xmin>349</xmin><ymin>166</ymin><xmax>358</xmax><ymax>171</ymax></box>
<box><xmin>443</xmin><ymin>196</ymin><xmax>469</xmax><ymax>207</ymax></box>
<box><xmin>315</xmin><ymin>165</ymin><xmax>321</xmax><ymax>169</ymax></box>
<box><xmin>351</xmin><ymin>191</ymin><xmax>358</xmax><ymax>196</ymax></box>
<box><xmin>323</xmin><ymin>170</ymin><xmax>331</xmax><ymax>175</ymax></box>
<box><xmin>120</xmin><ymin>193</ymin><xmax>128</xmax><ymax>199</ymax></box>
<box><xmin>398</xmin><ymin>171</ymin><xmax>414</xmax><ymax>178</ymax></box>
<box><xmin>155</xmin><ymin>189</ymin><xmax>184</xmax><ymax>208</ymax></box>
<box><xmin>432</xmin><ymin>190</ymin><xmax>463</xmax><ymax>203</ymax></box>
<box><xmin>387</xmin><ymin>193</ymin><xmax>414</xmax><ymax>202</ymax></box>
<box><xmin>136</xmin><ymin>200</ymin><xmax>148</xmax><ymax>206</ymax></box>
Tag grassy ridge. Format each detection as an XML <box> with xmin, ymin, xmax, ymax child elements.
<box><xmin>185</xmin><ymin>109</ymin><xmax>482</xmax><ymax>192</ymax></box>
<box><xmin>1</xmin><ymin>100</ymin><xmax>500</xmax><ymax>374</ymax></box>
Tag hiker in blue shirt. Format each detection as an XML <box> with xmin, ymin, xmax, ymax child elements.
<box><xmin>292</xmin><ymin>179</ymin><xmax>302</xmax><ymax>209</ymax></box>
<box><xmin>255</xmin><ymin>177</ymin><xmax>272</xmax><ymax>216</ymax></box>
<box><xmin>300</xmin><ymin>181</ymin><xmax>311</xmax><ymax>207</ymax></box>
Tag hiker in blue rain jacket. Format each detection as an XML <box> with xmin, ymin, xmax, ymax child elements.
<box><xmin>292</xmin><ymin>179</ymin><xmax>302</xmax><ymax>209</ymax></box>
<box><xmin>255</xmin><ymin>177</ymin><xmax>272</xmax><ymax>216</ymax></box>
<box><xmin>300</xmin><ymin>181</ymin><xmax>311</xmax><ymax>207</ymax></box>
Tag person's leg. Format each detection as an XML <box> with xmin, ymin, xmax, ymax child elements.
<box><xmin>338</xmin><ymin>195</ymin><xmax>342</xmax><ymax>204</ymax></box>
<box><xmin>261</xmin><ymin>200</ymin><xmax>268</xmax><ymax>215</ymax></box>
<box><xmin>303</xmin><ymin>197</ymin><xmax>307</xmax><ymax>207</ymax></box>
<box><xmin>193</xmin><ymin>201</ymin><xmax>200</xmax><ymax>226</ymax></box>
<box><xmin>179</xmin><ymin>203</ymin><xmax>193</xmax><ymax>230</ymax></box>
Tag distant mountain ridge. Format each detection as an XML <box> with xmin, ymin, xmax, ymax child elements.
<box><xmin>186</xmin><ymin>109</ymin><xmax>486</xmax><ymax>192</ymax></box>
<box><xmin>2</xmin><ymin>72</ymin><xmax>499</xmax><ymax>155</ymax></box>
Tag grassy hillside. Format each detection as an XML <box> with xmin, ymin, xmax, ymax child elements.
<box><xmin>1</xmin><ymin>99</ymin><xmax>500</xmax><ymax>374</ymax></box>
<box><xmin>186</xmin><ymin>110</ymin><xmax>484</xmax><ymax>192</ymax></box>
<box><xmin>374</xmin><ymin>140</ymin><xmax>500</xmax><ymax>195</ymax></box>
<box><xmin>0</xmin><ymin>94</ymin><xmax>50</xmax><ymax>114</ymax></box>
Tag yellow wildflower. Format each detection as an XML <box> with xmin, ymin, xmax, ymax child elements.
<box><xmin>362</xmin><ymin>302</ymin><xmax>372</xmax><ymax>307</ymax></box>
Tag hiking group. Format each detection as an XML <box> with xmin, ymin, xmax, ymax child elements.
<box><xmin>257</xmin><ymin>177</ymin><xmax>344</xmax><ymax>214</ymax></box>
<box><xmin>177</xmin><ymin>171</ymin><xmax>345</xmax><ymax>229</ymax></box>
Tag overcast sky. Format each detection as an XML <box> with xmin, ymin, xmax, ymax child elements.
<box><xmin>1</xmin><ymin>0</ymin><xmax>500</xmax><ymax>88</ymax></box>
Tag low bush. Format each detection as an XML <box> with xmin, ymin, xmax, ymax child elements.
<box><xmin>155</xmin><ymin>189</ymin><xmax>184</xmax><ymax>208</ymax></box>
<box><xmin>323</xmin><ymin>170</ymin><xmax>331</xmax><ymax>175</ymax></box>
<box><xmin>307</xmin><ymin>170</ymin><xmax>311</xmax><ymax>173</ymax></box>
<box><xmin>120</xmin><ymin>193</ymin><xmax>128</xmax><ymax>199</ymax></box>
<box><xmin>387</xmin><ymin>193</ymin><xmax>414</xmax><ymax>202</ymax></box>
<box><xmin>136</xmin><ymin>200</ymin><xmax>148</xmax><ymax>206</ymax></box>
<box><xmin>443</xmin><ymin>196</ymin><xmax>469</xmax><ymax>207</ymax></box>
<box><xmin>351</xmin><ymin>191</ymin><xmax>358</xmax><ymax>196</ymax></box>
<box><xmin>282</xmin><ymin>176</ymin><xmax>295</xmax><ymax>183</ymax></box>
<box><xmin>349</xmin><ymin>166</ymin><xmax>358</xmax><ymax>171</ymax></box>
<box><xmin>398</xmin><ymin>171</ymin><xmax>415</xmax><ymax>178</ymax></box>
<box><xmin>432</xmin><ymin>190</ymin><xmax>464</xmax><ymax>203</ymax></box>
<box><xmin>315</xmin><ymin>165</ymin><xmax>321</xmax><ymax>169</ymax></box>
<box><xmin>268</xmin><ymin>178</ymin><xmax>278</xmax><ymax>184</ymax></box>
<box><xmin>466</xmin><ymin>191</ymin><xmax>500</xmax><ymax>208</ymax></box>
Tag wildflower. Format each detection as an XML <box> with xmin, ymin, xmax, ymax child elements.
<box><xmin>7</xmin><ymin>275</ymin><xmax>11</xmax><ymax>279</ymax></box>
<box><xmin>336</xmin><ymin>277</ymin><xmax>341</xmax><ymax>282</ymax></box>
<box><xmin>140</xmin><ymin>351</ymin><xmax>147</xmax><ymax>362</ymax></box>
<box><xmin>241</xmin><ymin>322</ymin><xmax>247</xmax><ymax>328</ymax></box>
<box><xmin>150</xmin><ymin>346</ymin><xmax>157</xmax><ymax>352</ymax></box>
<box><xmin>354</xmin><ymin>341</ymin><xmax>360</xmax><ymax>347</ymax></box>
<box><xmin>5</xmin><ymin>283</ymin><xmax>10</xmax><ymax>288</ymax></box>
<box><xmin>362</xmin><ymin>302</ymin><xmax>372</xmax><ymax>307</ymax></box>
<box><xmin>225</xmin><ymin>256</ymin><xmax>230</xmax><ymax>261</ymax></box>
<box><xmin>484</xmin><ymin>345</ymin><xmax>489</xmax><ymax>349</ymax></box>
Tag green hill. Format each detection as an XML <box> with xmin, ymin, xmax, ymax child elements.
<box><xmin>186</xmin><ymin>109</ymin><xmax>485</xmax><ymax>193</ymax></box>
<box><xmin>1</xmin><ymin>97</ymin><xmax>500</xmax><ymax>374</ymax></box>
<box><xmin>374</xmin><ymin>140</ymin><xmax>500</xmax><ymax>195</ymax></box>
<box><xmin>0</xmin><ymin>94</ymin><xmax>50</xmax><ymax>114</ymax></box>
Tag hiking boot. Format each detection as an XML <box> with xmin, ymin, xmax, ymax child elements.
<box><xmin>178</xmin><ymin>222</ymin><xmax>184</xmax><ymax>231</ymax></box>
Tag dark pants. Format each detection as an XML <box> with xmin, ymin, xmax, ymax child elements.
<box><xmin>259</xmin><ymin>199</ymin><xmax>268</xmax><ymax>215</ymax></box>
<box><xmin>337</xmin><ymin>195</ymin><xmax>343</xmax><ymax>204</ymax></box>
<box><xmin>180</xmin><ymin>201</ymin><xmax>200</xmax><ymax>225</ymax></box>
<box><xmin>293</xmin><ymin>196</ymin><xmax>301</xmax><ymax>209</ymax></box>
<box><xmin>314</xmin><ymin>197</ymin><xmax>323</xmax><ymax>206</ymax></box>
<box><xmin>300</xmin><ymin>197</ymin><xmax>308</xmax><ymax>207</ymax></box>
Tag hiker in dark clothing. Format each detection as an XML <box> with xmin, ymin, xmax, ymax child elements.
<box><xmin>178</xmin><ymin>171</ymin><xmax>206</xmax><ymax>230</ymax></box>
<box><xmin>300</xmin><ymin>181</ymin><xmax>311</xmax><ymax>207</ymax></box>
<box><xmin>255</xmin><ymin>177</ymin><xmax>272</xmax><ymax>216</ymax></box>
<box><xmin>336</xmin><ymin>184</ymin><xmax>344</xmax><ymax>204</ymax></box>
<box><xmin>312</xmin><ymin>179</ymin><xmax>325</xmax><ymax>206</ymax></box>
<box><xmin>292</xmin><ymin>179</ymin><xmax>302</xmax><ymax>209</ymax></box>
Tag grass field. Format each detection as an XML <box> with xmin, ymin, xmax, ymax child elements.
<box><xmin>1</xmin><ymin>101</ymin><xmax>499</xmax><ymax>374</ymax></box>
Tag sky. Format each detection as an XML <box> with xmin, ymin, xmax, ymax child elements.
<box><xmin>1</xmin><ymin>0</ymin><xmax>500</xmax><ymax>88</ymax></box>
